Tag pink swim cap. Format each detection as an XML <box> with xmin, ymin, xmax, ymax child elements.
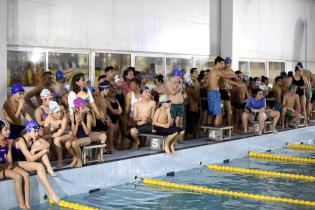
<box><xmin>74</xmin><ymin>97</ymin><xmax>87</xmax><ymax>108</ymax></box>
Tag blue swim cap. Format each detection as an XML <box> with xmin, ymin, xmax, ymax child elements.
<box><xmin>55</xmin><ymin>70</ymin><xmax>64</xmax><ymax>80</ymax></box>
<box><xmin>224</xmin><ymin>57</ymin><xmax>232</xmax><ymax>63</ymax></box>
<box><xmin>11</xmin><ymin>84</ymin><xmax>25</xmax><ymax>95</ymax></box>
<box><xmin>25</xmin><ymin>120</ymin><xmax>40</xmax><ymax>132</ymax></box>
<box><xmin>172</xmin><ymin>68</ymin><xmax>182</xmax><ymax>77</ymax></box>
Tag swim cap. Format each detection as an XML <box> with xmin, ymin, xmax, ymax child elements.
<box><xmin>76</xmin><ymin>91</ymin><xmax>89</xmax><ymax>101</ymax></box>
<box><xmin>224</xmin><ymin>57</ymin><xmax>232</xmax><ymax>63</ymax></box>
<box><xmin>159</xmin><ymin>94</ymin><xmax>171</xmax><ymax>104</ymax></box>
<box><xmin>74</xmin><ymin>97</ymin><xmax>87</xmax><ymax>108</ymax></box>
<box><xmin>297</xmin><ymin>62</ymin><xmax>303</xmax><ymax>69</ymax></box>
<box><xmin>25</xmin><ymin>120</ymin><xmax>40</xmax><ymax>132</ymax></box>
<box><xmin>40</xmin><ymin>89</ymin><xmax>52</xmax><ymax>99</ymax></box>
<box><xmin>114</xmin><ymin>75</ymin><xmax>123</xmax><ymax>84</ymax></box>
<box><xmin>98</xmin><ymin>81</ymin><xmax>111</xmax><ymax>91</ymax></box>
<box><xmin>11</xmin><ymin>84</ymin><xmax>25</xmax><ymax>95</ymax></box>
<box><xmin>55</xmin><ymin>70</ymin><xmax>64</xmax><ymax>80</ymax></box>
<box><xmin>49</xmin><ymin>101</ymin><xmax>61</xmax><ymax>113</ymax></box>
<box><xmin>172</xmin><ymin>68</ymin><xmax>182</xmax><ymax>77</ymax></box>
<box><xmin>0</xmin><ymin>119</ymin><xmax>10</xmax><ymax>131</ymax></box>
<box><xmin>140</xmin><ymin>86</ymin><xmax>149</xmax><ymax>94</ymax></box>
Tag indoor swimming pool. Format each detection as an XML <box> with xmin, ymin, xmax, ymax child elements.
<box><xmin>28</xmin><ymin>142</ymin><xmax>315</xmax><ymax>210</ymax></box>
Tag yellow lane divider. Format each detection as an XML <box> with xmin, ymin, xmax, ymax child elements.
<box><xmin>207</xmin><ymin>164</ymin><xmax>315</xmax><ymax>182</ymax></box>
<box><xmin>287</xmin><ymin>143</ymin><xmax>315</xmax><ymax>151</ymax></box>
<box><xmin>248</xmin><ymin>151</ymin><xmax>315</xmax><ymax>164</ymax></box>
<box><xmin>49</xmin><ymin>199</ymin><xmax>99</xmax><ymax>210</ymax></box>
<box><xmin>143</xmin><ymin>178</ymin><xmax>315</xmax><ymax>207</ymax></box>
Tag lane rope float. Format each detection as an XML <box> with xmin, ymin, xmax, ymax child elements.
<box><xmin>287</xmin><ymin>143</ymin><xmax>315</xmax><ymax>151</ymax></box>
<box><xmin>143</xmin><ymin>178</ymin><xmax>315</xmax><ymax>207</ymax></box>
<box><xmin>49</xmin><ymin>199</ymin><xmax>99</xmax><ymax>210</ymax></box>
<box><xmin>207</xmin><ymin>164</ymin><xmax>315</xmax><ymax>182</ymax></box>
<box><xmin>248</xmin><ymin>151</ymin><xmax>315</xmax><ymax>164</ymax></box>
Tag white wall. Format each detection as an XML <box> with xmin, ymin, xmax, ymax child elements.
<box><xmin>7</xmin><ymin>0</ymin><xmax>210</xmax><ymax>55</ymax></box>
<box><xmin>233</xmin><ymin>0</ymin><xmax>315</xmax><ymax>70</ymax></box>
<box><xmin>0</xmin><ymin>0</ymin><xmax>7</xmax><ymax>115</ymax></box>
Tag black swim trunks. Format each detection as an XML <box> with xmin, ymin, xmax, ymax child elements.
<box><xmin>219</xmin><ymin>89</ymin><xmax>231</xmax><ymax>101</ymax></box>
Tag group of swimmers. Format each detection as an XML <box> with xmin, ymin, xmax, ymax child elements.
<box><xmin>0</xmin><ymin>56</ymin><xmax>314</xmax><ymax>209</ymax></box>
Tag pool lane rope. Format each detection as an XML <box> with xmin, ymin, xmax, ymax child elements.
<box><xmin>143</xmin><ymin>178</ymin><xmax>315</xmax><ymax>207</ymax></box>
<box><xmin>248</xmin><ymin>151</ymin><xmax>315</xmax><ymax>164</ymax></box>
<box><xmin>49</xmin><ymin>199</ymin><xmax>99</xmax><ymax>210</ymax></box>
<box><xmin>208</xmin><ymin>164</ymin><xmax>315</xmax><ymax>182</ymax></box>
<box><xmin>287</xmin><ymin>143</ymin><xmax>315</xmax><ymax>151</ymax></box>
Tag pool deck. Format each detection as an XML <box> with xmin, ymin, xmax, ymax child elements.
<box><xmin>2</xmin><ymin>126</ymin><xmax>315</xmax><ymax>209</ymax></box>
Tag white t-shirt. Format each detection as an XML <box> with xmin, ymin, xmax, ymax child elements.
<box><xmin>68</xmin><ymin>90</ymin><xmax>95</xmax><ymax>115</ymax></box>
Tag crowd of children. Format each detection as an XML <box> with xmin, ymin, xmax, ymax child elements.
<box><xmin>0</xmin><ymin>56</ymin><xmax>314</xmax><ymax>209</ymax></box>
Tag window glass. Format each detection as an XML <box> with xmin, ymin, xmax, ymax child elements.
<box><xmin>269</xmin><ymin>62</ymin><xmax>285</xmax><ymax>83</ymax></box>
<box><xmin>166</xmin><ymin>58</ymin><xmax>192</xmax><ymax>78</ymax></box>
<box><xmin>48</xmin><ymin>52</ymin><xmax>89</xmax><ymax>82</ymax></box>
<box><xmin>95</xmin><ymin>53</ymin><xmax>131</xmax><ymax>83</ymax></box>
<box><xmin>250</xmin><ymin>62</ymin><xmax>266</xmax><ymax>78</ymax></box>
<box><xmin>238</xmin><ymin>61</ymin><xmax>249</xmax><ymax>76</ymax></box>
<box><xmin>135</xmin><ymin>56</ymin><xmax>164</xmax><ymax>76</ymax></box>
<box><xmin>7</xmin><ymin>50</ymin><xmax>46</xmax><ymax>87</ymax></box>
<box><xmin>195</xmin><ymin>57</ymin><xmax>215</xmax><ymax>70</ymax></box>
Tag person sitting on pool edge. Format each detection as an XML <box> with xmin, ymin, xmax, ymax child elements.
<box><xmin>152</xmin><ymin>95</ymin><xmax>184</xmax><ymax>154</ymax></box>
<box><xmin>127</xmin><ymin>86</ymin><xmax>156</xmax><ymax>150</ymax></box>
<box><xmin>242</xmin><ymin>88</ymin><xmax>280</xmax><ymax>135</ymax></box>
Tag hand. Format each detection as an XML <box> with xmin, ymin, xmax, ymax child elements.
<box><xmin>18</xmin><ymin>97</ymin><xmax>24</xmax><ymax>108</ymax></box>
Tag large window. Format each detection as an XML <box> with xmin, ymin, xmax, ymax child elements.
<box><xmin>238</xmin><ymin>61</ymin><xmax>249</xmax><ymax>76</ymax></box>
<box><xmin>166</xmin><ymin>57</ymin><xmax>192</xmax><ymax>78</ymax></box>
<box><xmin>194</xmin><ymin>57</ymin><xmax>215</xmax><ymax>70</ymax></box>
<box><xmin>135</xmin><ymin>56</ymin><xmax>164</xmax><ymax>76</ymax></box>
<box><xmin>268</xmin><ymin>62</ymin><xmax>285</xmax><ymax>83</ymax></box>
<box><xmin>48</xmin><ymin>52</ymin><xmax>89</xmax><ymax>81</ymax></box>
<box><xmin>250</xmin><ymin>62</ymin><xmax>266</xmax><ymax>78</ymax></box>
<box><xmin>95</xmin><ymin>53</ymin><xmax>131</xmax><ymax>83</ymax></box>
<box><xmin>7</xmin><ymin>50</ymin><xmax>46</xmax><ymax>87</ymax></box>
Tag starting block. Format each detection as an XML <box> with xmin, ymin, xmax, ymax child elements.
<box><xmin>201</xmin><ymin>126</ymin><xmax>233</xmax><ymax>141</ymax></box>
<box><xmin>139</xmin><ymin>133</ymin><xmax>165</xmax><ymax>151</ymax></box>
<box><xmin>298</xmin><ymin>116</ymin><xmax>305</xmax><ymax>127</ymax></box>
<box><xmin>82</xmin><ymin>144</ymin><xmax>106</xmax><ymax>164</ymax></box>
<box><xmin>250</xmin><ymin>121</ymin><xmax>273</xmax><ymax>133</ymax></box>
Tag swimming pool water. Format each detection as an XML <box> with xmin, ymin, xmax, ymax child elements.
<box><xmin>27</xmin><ymin>146</ymin><xmax>315</xmax><ymax>210</ymax></box>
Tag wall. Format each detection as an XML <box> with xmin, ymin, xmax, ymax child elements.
<box><xmin>233</xmin><ymin>0</ymin><xmax>315</xmax><ymax>71</ymax></box>
<box><xmin>0</xmin><ymin>0</ymin><xmax>7</xmax><ymax>115</ymax></box>
<box><xmin>7</xmin><ymin>0</ymin><xmax>210</xmax><ymax>55</ymax></box>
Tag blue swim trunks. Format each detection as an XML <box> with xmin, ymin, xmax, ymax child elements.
<box><xmin>207</xmin><ymin>90</ymin><xmax>222</xmax><ymax>116</ymax></box>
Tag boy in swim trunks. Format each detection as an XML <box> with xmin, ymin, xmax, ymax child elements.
<box><xmin>281</xmin><ymin>84</ymin><xmax>301</xmax><ymax>129</ymax></box>
<box><xmin>207</xmin><ymin>57</ymin><xmax>238</xmax><ymax>127</ymax></box>
<box><xmin>3</xmin><ymin>84</ymin><xmax>32</xmax><ymax>139</ymax></box>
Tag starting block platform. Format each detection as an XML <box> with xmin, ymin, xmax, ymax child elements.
<box><xmin>201</xmin><ymin>126</ymin><xmax>233</xmax><ymax>141</ymax></box>
<box><xmin>139</xmin><ymin>133</ymin><xmax>165</xmax><ymax>151</ymax></box>
<box><xmin>82</xmin><ymin>144</ymin><xmax>106</xmax><ymax>164</ymax></box>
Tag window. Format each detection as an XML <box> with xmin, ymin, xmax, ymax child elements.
<box><xmin>48</xmin><ymin>52</ymin><xmax>89</xmax><ymax>82</ymax></box>
<box><xmin>135</xmin><ymin>56</ymin><xmax>164</xmax><ymax>76</ymax></box>
<box><xmin>268</xmin><ymin>62</ymin><xmax>285</xmax><ymax>83</ymax></box>
<box><xmin>194</xmin><ymin>57</ymin><xmax>215</xmax><ymax>70</ymax></box>
<box><xmin>166</xmin><ymin>57</ymin><xmax>192</xmax><ymax>78</ymax></box>
<box><xmin>238</xmin><ymin>61</ymin><xmax>249</xmax><ymax>76</ymax></box>
<box><xmin>95</xmin><ymin>53</ymin><xmax>131</xmax><ymax>83</ymax></box>
<box><xmin>7</xmin><ymin>50</ymin><xmax>46</xmax><ymax>87</ymax></box>
<box><xmin>250</xmin><ymin>62</ymin><xmax>266</xmax><ymax>78</ymax></box>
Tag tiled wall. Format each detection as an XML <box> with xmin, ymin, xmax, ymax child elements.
<box><xmin>2</xmin><ymin>126</ymin><xmax>315</xmax><ymax>209</ymax></box>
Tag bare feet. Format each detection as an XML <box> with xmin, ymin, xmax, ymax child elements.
<box><xmin>68</xmin><ymin>158</ymin><xmax>77</xmax><ymax>167</ymax></box>
<box><xmin>170</xmin><ymin>143</ymin><xmax>175</xmax><ymax>153</ymax></box>
<box><xmin>56</xmin><ymin>162</ymin><xmax>63</xmax><ymax>169</ymax></box>
<box><xmin>25</xmin><ymin>203</ymin><xmax>31</xmax><ymax>209</ymax></box>
<box><xmin>47</xmin><ymin>169</ymin><xmax>57</xmax><ymax>177</ymax></box>
<box><xmin>272</xmin><ymin>129</ymin><xmax>278</xmax><ymax>134</ymax></box>
<box><xmin>75</xmin><ymin>161</ymin><xmax>83</xmax><ymax>168</ymax></box>
<box><xmin>164</xmin><ymin>144</ymin><xmax>171</xmax><ymax>154</ymax></box>
<box><xmin>131</xmin><ymin>141</ymin><xmax>140</xmax><ymax>150</ymax></box>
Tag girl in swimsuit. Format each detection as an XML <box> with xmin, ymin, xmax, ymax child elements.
<box><xmin>44</xmin><ymin>101</ymin><xmax>74</xmax><ymax>168</ymax></box>
<box><xmin>12</xmin><ymin>120</ymin><xmax>59</xmax><ymax>204</ymax></box>
<box><xmin>0</xmin><ymin>120</ymin><xmax>31</xmax><ymax>209</ymax></box>
<box><xmin>70</xmin><ymin>98</ymin><xmax>93</xmax><ymax>167</ymax></box>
